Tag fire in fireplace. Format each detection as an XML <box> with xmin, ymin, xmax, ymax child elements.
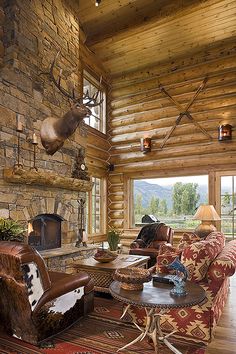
<box><xmin>28</xmin><ymin>214</ymin><xmax>62</xmax><ymax>251</ymax></box>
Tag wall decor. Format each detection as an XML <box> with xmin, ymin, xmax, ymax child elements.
<box><xmin>159</xmin><ymin>77</ymin><xmax>212</xmax><ymax>149</ymax></box>
<box><xmin>40</xmin><ymin>52</ymin><xmax>103</xmax><ymax>155</ymax></box>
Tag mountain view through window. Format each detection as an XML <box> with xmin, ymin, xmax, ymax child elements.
<box><xmin>133</xmin><ymin>175</ymin><xmax>208</xmax><ymax>229</ymax></box>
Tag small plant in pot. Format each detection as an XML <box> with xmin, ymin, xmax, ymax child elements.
<box><xmin>0</xmin><ymin>217</ymin><xmax>25</xmax><ymax>242</ymax></box>
<box><xmin>107</xmin><ymin>228</ymin><xmax>121</xmax><ymax>252</ymax></box>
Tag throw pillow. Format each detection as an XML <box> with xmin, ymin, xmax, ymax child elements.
<box><xmin>177</xmin><ymin>232</ymin><xmax>201</xmax><ymax>253</ymax></box>
<box><xmin>181</xmin><ymin>232</ymin><xmax>225</xmax><ymax>282</ymax></box>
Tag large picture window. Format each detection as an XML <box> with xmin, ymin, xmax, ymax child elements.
<box><xmin>83</xmin><ymin>70</ymin><xmax>106</xmax><ymax>133</ymax></box>
<box><xmin>133</xmin><ymin>175</ymin><xmax>208</xmax><ymax>229</ymax></box>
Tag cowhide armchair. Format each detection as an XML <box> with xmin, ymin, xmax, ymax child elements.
<box><xmin>0</xmin><ymin>241</ymin><xmax>94</xmax><ymax>345</ymax></box>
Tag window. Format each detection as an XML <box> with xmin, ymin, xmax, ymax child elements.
<box><xmin>86</xmin><ymin>177</ymin><xmax>106</xmax><ymax>235</ymax></box>
<box><xmin>83</xmin><ymin>70</ymin><xmax>106</xmax><ymax>133</ymax></box>
<box><xmin>220</xmin><ymin>175</ymin><xmax>236</xmax><ymax>239</ymax></box>
<box><xmin>133</xmin><ymin>175</ymin><xmax>208</xmax><ymax>229</ymax></box>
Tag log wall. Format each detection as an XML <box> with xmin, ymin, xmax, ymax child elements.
<box><xmin>108</xmin><ymin>40</ymin><xmax>236</xmax><ymax>236</ymax></box>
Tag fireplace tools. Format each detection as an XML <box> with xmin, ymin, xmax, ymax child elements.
<box><xmin>75</xmin><ymin>198</ymin><xmax>87</xmax><ymax>248</ymax></box>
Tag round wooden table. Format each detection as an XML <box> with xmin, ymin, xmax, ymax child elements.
<box><xmin>110</xmin><ymin>280</ymin><xmax>206</xmax><ymax>354</ymax></box>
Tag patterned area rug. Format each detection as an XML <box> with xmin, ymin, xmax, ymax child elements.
<box><xmin>0</xmin><ymin>296</ymin><xmax>206</xmax><ymax>354</ymax></box>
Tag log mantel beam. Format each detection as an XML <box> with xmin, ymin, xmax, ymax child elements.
<box><xmin>3</xmin><ymin>168</ymin><xmax>93</xmax><ymax>192</ymax></box>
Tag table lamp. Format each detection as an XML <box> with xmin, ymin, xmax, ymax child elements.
<box><xmin>193</xmin><ymin>205</ymin><xmax>221</xmax><ymax>238</ymax></box>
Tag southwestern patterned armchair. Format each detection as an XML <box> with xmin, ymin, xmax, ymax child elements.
<box><xmin>127</xmin><ymin>231</ymin><xmax>236</xmax><ymax>344</ymax></box>
<box><xmin>129</xmin><ymin>222</ymin><xmax>174</xmax><ymax>267</ymax></box>
<box><xmin>0</xmin><ymin>241</ymin><xmax>94</xmax><ymax>345</ymax></box>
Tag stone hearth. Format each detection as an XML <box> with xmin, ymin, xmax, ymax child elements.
<box><xmin>40</xmin><ymin>245</ymin><xmax>98</xmax><ymax>273</ymax></box>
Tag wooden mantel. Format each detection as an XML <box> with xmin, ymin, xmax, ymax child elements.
<box><xmin>3</xmin><ymin>167</ymin><xmax>93</xmax><ymax>192</ymax></box>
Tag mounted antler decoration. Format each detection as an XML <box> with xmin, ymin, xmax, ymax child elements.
<box><xmin>159</xmin><ymin>77</ymin><xmax>211</xmax><ymax>149</ymax></box>
<box><xmin>40</xmin><ymin>51</ymin><xmax>103</xmax><ymax>155</ymax></box>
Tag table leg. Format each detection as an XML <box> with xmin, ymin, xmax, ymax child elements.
<box><xmin>117</xmin><ymin>306</ymin><xmax>183</xmax><ymax>354</ymax></box>
<box><xmin>157</xmin><ymin>309</ymin><xmax>182</xmax><ymax>354</ymax></box>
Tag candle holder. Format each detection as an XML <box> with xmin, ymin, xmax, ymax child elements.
<box><xmin>31</xmin><ymin>139</ymin><xmax>38</xmax><ymax>171</ymax></box>
<box><xmin>15</xmin><ymin>124</ymin><xmax>23</xmax><ymax>169</ymax></box>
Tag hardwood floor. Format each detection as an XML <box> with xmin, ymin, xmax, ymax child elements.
<box><xmin>206</xmin><ymin>273</ymin><xmax>236</xmax><ymax>353</ymax></box>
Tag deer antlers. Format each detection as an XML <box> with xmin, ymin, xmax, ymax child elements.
<box><xmin>46</xmin><ymin>51</ymin><xmax>103</xmax><ymax>107</ymax></box>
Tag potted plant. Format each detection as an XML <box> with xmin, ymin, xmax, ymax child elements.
<box><xmin>107</xmin><ymin>228</ymin><xmax>121</xmax><ymax>252</ymax></box>
<box><xmin>0</xmin><ymin>217</ymin><xmax>25</xmax><ymax>242</ymax></box>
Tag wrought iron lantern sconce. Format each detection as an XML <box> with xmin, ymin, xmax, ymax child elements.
<box><xmin>218</xmin><ymin>124</ymin><xmax>232</xmax><ymax>141</ymax></box>
<box><xmin>95</xmin><ymin>0</ymin><xmax>101</xmax><ymax>6</ymax></box>
<box><xmin>141</xmin><ymin>137</ymin><xmax>152</xmax><ymax>154</ymax></box>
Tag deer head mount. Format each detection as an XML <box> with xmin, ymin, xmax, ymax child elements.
<box><xmin>40</xmin><ymin>51</ymin><xmax>103</xmax><ymax>155</ymax></box>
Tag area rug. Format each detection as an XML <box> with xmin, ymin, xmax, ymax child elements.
<box><xmin>0</xmin><ymin>297</ymin><xmax>206</xmax><ymax>354</ymax></box>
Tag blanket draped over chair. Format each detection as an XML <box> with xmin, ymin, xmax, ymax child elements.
<box><xmin>136</xmin><ymin>222</ymin><xmax>163</xmax><ymax>247</ymax></box>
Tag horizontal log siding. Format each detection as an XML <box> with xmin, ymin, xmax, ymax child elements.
<box><xmin>107</xmin><ymin>43</ymin><xmax>236</xmax><ymax>234</ymax></box>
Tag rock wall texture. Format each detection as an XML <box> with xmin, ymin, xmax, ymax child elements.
<box><xmin>0</xmin><ymin>0</ymin><xmax>86</xmax><ymax>246</ymax></box>
<box><xmin>0</xmin><ymin>1</ymin><xmax>4</xmax><ymax>67</ymax></box>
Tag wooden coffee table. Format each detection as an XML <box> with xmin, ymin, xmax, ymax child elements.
<box><xmin>110</xmin><ymin>280</ymin><xmax>206</xmax><ymax>354</ymax></box>
<box><xmin>73</xmin><ymin>255</ymin><xmax>150</xmax><ymax>293</ymax></box>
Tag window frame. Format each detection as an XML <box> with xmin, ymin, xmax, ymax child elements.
<box><xmin>82</xmin><ymin>68</ymin><xmax>107</xmax><ymax>134</ymax></box>
<box><xmin>124</xmin><ymin>170</ymin><xmax>213</xmax><ymax>231</ymax></box>
<box><xmin>215</xmin><ymin>170</ymin><xmax>236</xmax><ymax>239</ymax></box>
<box><xmin>86</xmin><ymin>176</ymin><xmax>107</xmax><ymax>238</ymax></box>
<box><xmin>131</xmin><ymin>174</ymin><xmax>209</xmax><ymax>230</ymax></box>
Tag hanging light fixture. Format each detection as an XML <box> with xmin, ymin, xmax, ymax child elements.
<box><xmin>95</xmin><ymin>0</ymin><xmax>101</xmax><ymax>6</ymax></box>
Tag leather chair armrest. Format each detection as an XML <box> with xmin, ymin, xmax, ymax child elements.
<box><xmin>130</xmin><ymin>239</ymin><xmax>145</xmax><ymax>249</ymax></box>
<box><xmin>33</xmin><ymin>270</ymin><xmax>91</xmax><ymax>314</ymax></box>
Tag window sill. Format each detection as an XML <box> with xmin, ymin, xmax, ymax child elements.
<box><xmin>85</xmin><ymin>124</ymin><xmax>107</xmax><ymax>139</ymax></box>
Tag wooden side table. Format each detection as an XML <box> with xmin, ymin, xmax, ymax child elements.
<box><xmin>110</xmin><ymin>280</ymin><xmax>206</xmax><ymax>354</ymax></box>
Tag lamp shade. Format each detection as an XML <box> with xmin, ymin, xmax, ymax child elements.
<box><xmin>193</xmin><ymin>205</ymin><xmax>221</xmax><ymax>221</ymax></box>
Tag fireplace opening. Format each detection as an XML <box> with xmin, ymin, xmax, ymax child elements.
<box><xmin>28</xmin><ymin>214</ymin><xmax>62</xmax><ymax>251</ymax></box>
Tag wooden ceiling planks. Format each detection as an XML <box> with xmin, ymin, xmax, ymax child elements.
<box><xmin>79</xmin><ymin>0</ymin><xmax>199</xmax><ymax>45</ymax></box>
<box><xmin>78</xmin><ymin>0</ymin><xmax>236</xmax><ymax>76</ymax></box>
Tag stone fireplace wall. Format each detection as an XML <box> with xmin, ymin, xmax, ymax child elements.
<box><xmin>0</xmin><ymin>2</ymin><xmax>4</xmax><ymax>67</ymax></box>
<box><xmin>0</xmin><ymin>0</ymin><xmax>90</xmax><ymax>246</ymax></box>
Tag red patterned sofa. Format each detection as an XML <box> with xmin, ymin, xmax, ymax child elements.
<box><xmin>126</xmin><ymin>231</ymin><xmax>236</xmax><ymax>345</ymax></box>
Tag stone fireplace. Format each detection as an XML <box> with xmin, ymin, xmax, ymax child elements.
<box><xmin>0</xmin><ymin>0</ymin><xmax>93</xmax><ymax>250</ymax></box>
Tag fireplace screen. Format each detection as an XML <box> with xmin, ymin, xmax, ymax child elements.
<box><xmin>28</xmin><ymin>214</ymin><xmax>62</xmax><ymax>251</ymax></box>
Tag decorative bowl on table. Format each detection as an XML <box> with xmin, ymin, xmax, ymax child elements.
<box><xmin>93</xmin><ymin>249</ymin><xmax>118</xmax><ymax>263</ymax></box>
<box><xmin>114</xmin><ymin>267</ymin><xmax>152</xmax><ymax>290</ymax></box>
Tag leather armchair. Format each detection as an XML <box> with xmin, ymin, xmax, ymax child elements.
<box><xmin>129</xmin><ymin>223</ymin><xmax>174</xmax><ymax>267</ymax></box>
<box><xmin>0</xmin><ymin>241</ymin><xmax>94</xmax><ymax>345</ymax></box>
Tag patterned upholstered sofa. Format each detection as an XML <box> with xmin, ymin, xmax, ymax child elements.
<box><xmin>127</xmin><ymin>231</ymin><xmax>236</xmax><ymax>345</ymax></box>
<box><xmin>0</xmin><ymin>241</ymin><xmax>94</xmax><ymax>345</ymax></box>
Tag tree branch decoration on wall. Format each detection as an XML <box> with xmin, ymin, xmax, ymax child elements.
<box><xmin>159</xmin><ymin>77</ymin><xmax>212</xmax><ymax>149</ymax></box>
